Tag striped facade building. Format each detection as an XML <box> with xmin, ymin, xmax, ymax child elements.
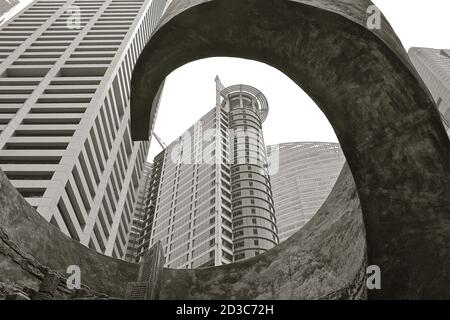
<box><xmin>267</xmin><ymin>142</ymin><xmax>345</xmax><ymax>242</ymax></box>
<box><xmin>0</xmin><ymin>0</ymin><xmax>168</xmax><ymax>259</ymax></box>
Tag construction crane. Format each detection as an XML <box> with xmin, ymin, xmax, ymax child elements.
<box><xmin>152</xmin><ymin>132</ymin><xmax>167</xmax><ymax>149</ymax></box>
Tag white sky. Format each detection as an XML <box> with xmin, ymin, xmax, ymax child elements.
<box><xmin>1</xmin><ymin>1</ymin><xmax>449</xmax><ymax>161</ymax></box>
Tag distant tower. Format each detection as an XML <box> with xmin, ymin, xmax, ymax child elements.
<box><xmin>267</xmin><ymin>142</ymin><xmax>346</xmax><ymax>242</ymax></box>
<box><xmin>409</xmin><ymin>47</ymin><xmax>450</xmax><ymax>137</ymax></box>
<box><xmin>137</xmin><ymin>77</ymin><xmax>278</xmax><ymax>268</ymax></box>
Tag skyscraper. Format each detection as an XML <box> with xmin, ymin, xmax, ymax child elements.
<box><xmin>0</xmin><ymin>0</ymin><xmax>168</xmax><ymax>259</ymax></box>
<box><xmin>267</xmin><ymin>142</ymin><xmax>345</xmax><ymax>242</ymax></box>
<box><xmin>408</xmin><ymin>47</ymin><xmax>450</xmax><ymax>136</ymax></box>
<box><xmin>137</xmin><ymin>77</ymin><xmax>278</xmax><ymax>268</ymax></box>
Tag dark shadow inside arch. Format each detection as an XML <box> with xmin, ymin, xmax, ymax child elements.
<box><xmin>131</xmin><ymin>0</ymin><xmax>450</xmax><ymax>299</ymax></box>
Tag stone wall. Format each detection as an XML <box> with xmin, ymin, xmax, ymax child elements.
<box><xmin>0</xmin><ymin>170</ymin><xmax>139</xmax><ymax>299</ymax></box>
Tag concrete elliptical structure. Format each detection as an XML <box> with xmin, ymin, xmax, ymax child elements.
<box><xmin>130</xmin><ymin>0</ymin><xmax>450</xmax><ymax>299</ymax></box>
<box><xmin>137</xmin><ymin>77</ymin><xmax>278</xmax><ymax>268</ymax></box>
<box><xmin>267</xmin><ymin>142</ymin><xmax>346</xmax><ymax>242</ymax></box>
<box><xmin>0</xmin><ymin>0</ymin><xmax>449</xmax><ymax>301</ymax></box>
<box><xmin>0</xmin><ymin>0</ymin><xmax>168</xmax><ymax>259</ymax></box>
<box><xmin>409</xmin><ymin>47</ymin><xmax>450</xmax><ymax>137</ymax></box>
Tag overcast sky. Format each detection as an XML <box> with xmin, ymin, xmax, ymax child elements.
<box><xmin>1</xmin><ymin>1</ymin><xmax>449</xmax><ymax>161</ymax></box>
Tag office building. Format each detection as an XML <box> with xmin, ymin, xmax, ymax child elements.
<box><xmin>409</xmin><ymin>47</ymin><xmax>450</xmax><ymax>136</ymax></box>
<box><xmin>267</xmin><ymin>142</ymin><xmax>345</xmax><ymax>242</ymax></box>
<box><xmin>0</xmin><ymin>0</ymin><xmax>168</xmax><ymax>259</ymax></box>
<box><xmin>137</xmin><ymin>77</ymin><xmax>279</xmax><ymax>268</ymax></box>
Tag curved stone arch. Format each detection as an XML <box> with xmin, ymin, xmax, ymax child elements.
<box><xmin>131</xmin><ymin>0</ymin><xmax>450</xmax><ymax>299</ymax></box>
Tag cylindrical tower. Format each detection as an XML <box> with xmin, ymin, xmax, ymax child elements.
<box><xmin>221</xmin><ymin>85</ymin><xmax>279</xmax><ymax>261</ymax></box>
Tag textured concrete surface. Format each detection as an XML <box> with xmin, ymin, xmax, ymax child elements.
<box><xmin>131</xmin><ymin>0</ymin><xmax>450</xmax><ymax>299</ymax></box>
<box><xmin>161</xmin><ymin>164</ymin><xmax>367</xmax><ymax>300</ymax></box>
<box><xmin>0</xmin><ymin>170</ymin><xmax>139</xmax><ymax>298</ymax></box>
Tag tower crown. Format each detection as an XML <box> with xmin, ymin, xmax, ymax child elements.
<box><xmin>220</xmin><ymin>84</ymin><xmax>269</xmax><ymax>123</ymax></box>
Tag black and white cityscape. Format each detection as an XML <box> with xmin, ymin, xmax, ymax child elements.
<box><xmin>0</xmin><ymin>0</ymin><xmax>449</xmax><ymax>303</ymax></box>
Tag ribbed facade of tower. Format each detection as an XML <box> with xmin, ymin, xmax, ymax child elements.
<box><xmin>409</xmin><ymin>47</ymin><xmax>450</xmax><ymax>137</ymax></box>
<box><xmin>125</xmin><ymin>162</ymin><xmax>153</xmax><ymax>262</ymax></box>
<box><xmin>137</xmin><ymin>78</ymin><xmax>278</xmax><ymax>268</ymax></box>
<box><xmin>267</xmin><ymin>142</ymin><xmax>345</xmax><ymax>242</ymax></box>
<box><xmin>137</xmin><ymin>107</ymin><xmax>235</xmax><ymax>268</ymax></box>
<box><xmin>0</xmin><ymin>0</ymin><xmax>168</xmax><ymax>259</ymax></box>
<box><xmin>221</xmin><ymin>85</ymin><xmax>278</xmax><ymax>261</ymax></box>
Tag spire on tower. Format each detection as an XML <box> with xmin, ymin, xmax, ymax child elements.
<box><xmin>215</xmin><ymin>75</ymin><xmax>225</xmax><ymax>107</ymax></box>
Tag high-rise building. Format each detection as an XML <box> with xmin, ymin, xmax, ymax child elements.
<box><xmin>0</xmin><ymin>0</ymin><xmax>168</xmax><ymax>259</ymax></box>
<box><xmin>267</xmin><ymin>142</ymin><xmax>345</xmax><ymax>242</ymax></box>
<box><xmin>137</xmin><ymin>77</ymin><xmax>279</xmax><ymax>268</ymax></box>
<box><xmin>125</xmin><ymin>162</ymin><xmax>152</xmax><ymax>262</ymax></box>
<box><xmin>409</xmin><ymin>47</ymin><xmax>450</xmax><ymax>137</ymax></box>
